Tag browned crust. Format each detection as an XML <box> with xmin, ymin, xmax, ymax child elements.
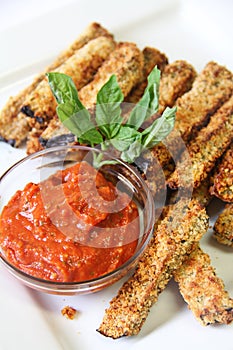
<box><xmin>158</xmin><ymin>60</ymin><xmax>197</xmax><ymax>113</ymax></box>
<box><xmin>210</xmin><ymin>143</ymin><xmax>233</xmax><ymax>202</ymax></box>
<box><xmin>169</xmin><ymin>175</ymin><xmax>213</xmax><ymax>208</ymax></box>
<box><xmin>21</xmin><ymin>36</ymin><xmax>115</xmax><ymax>133</ymax></box>
<box><xmin>0</xmin><ymin>22</ymin><xmax>113</xmax><ymax>146</ymax></box>
<box><xmin>78</xmin><ymin>41</ymin><xmax>143</xmax><ymax>108</ymax></box>
<box><xmin>125</xmin><ymin>46</ymin><xmax>168</xmax><ymax>104</ymax></box>
<box><xmin>46</xmin><ymin>22</ymin><xmax>113</xmax><ymax>71</ymax></box>
<box><xmin>131</xmin><ymin>60</ymin><xmax>197</xmax><ymax>196</ymax></box>
<box><xmin>98</xmin><ymin>199</ymin><xmax>209</xmax><ymax>338</ymax></box>
<box><xmin>168</xmin><ymin>95</ymin><xmax>233</xmax><ymax>190</ymax></box>
<box><xmin>147</xmin><ymin>62</ymin><xmax>233</xmax><ymax>175</ymax></box>
<box><xmin>213</xmin><ymin>203</ymin><xmax>233</xmax><ymax>247</ymax></box>
<box><xmin>36</xmin><ymin>42</ymin><xmax>144</xmax><ymax>152</ymax></box>
<box><xmin>173</xmin><ymin>246</ymin><xmax>233</xmax><ymax>325</ymax></box>
<box><xmin>175</xmin><ymin>61</ymin><xmax>233</xmax><ymax>142</ymax></box>
<box><xmin>61</xmin><ymin>306</ymin><xmax>77</xmax><ymax>320</ymax></box>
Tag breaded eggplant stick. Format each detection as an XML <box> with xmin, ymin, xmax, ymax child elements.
<box><xmin>149</xmin><ymin>62</ymin><xmax>233</xmax><ymax>171</ymax></box>
<box><xmin>158</xmin><ymin>59</ymin><xmax>197</xmax><ymax>114</ymax></box>
<box><xmin>213</xmin><ymin>203</ymin><xmax>233</xmax><ymax>247</ymax></box>
<box><xmin>21</xmin><ymin>36</ymin><xmax>115</xmax><ymax>131</ymax></box>
<box><xmin>173</xmin><ymin>246</ymin><xmax>233</xmax><ymax>325</ymax></box>
<box><xmin>125</xmin><ymin>47</ymin><xmax>168</xmax><ymax>104</ymax></box>
<box><xmin>98</xmin><ymin>199</ymin><xmax>209</xmax><ymax>338</ymax></box>
<box><xmin>168</xmin><ymin>174</ymin><xmax>213</xmax><ymax>208</ymax></box>
<box><xmin>0</xmin><ymin>22</ymin><xmax>113</xmax><ymax>146</ymax></box>
<box><xmin>210</xmin><ymin>142</ymin><xmax>233</xmax><ymax>202</ymax></box>
<box><xmin>35</xmin><ymin>42</ymin><xmax>144</xmax><ymax>153</ymax></box>
<box><xmin>38</xmin><ymin>46</ymin><xmax>165</xmax><ymax>148</ymax></box>
<box><xmin>127</xmin><ymin>60</ymin><xmax>197</xmax><ymax>197</ymax></box>
<box><xmin>78</xmin><ymin>42</ymin><xmax>143</xmax><ymax>108</ymax></box>
<box><xmin>175</xmin><ymin>61</ymin><xmax>233</xmax><ymax>142</ymax></box>
<box><xmin>168</xmin><ymin>95</ymin><xmax>233</xmax><ymax>190</ymax></box>
<box><xmin>172</xmin><ymin>185</ymin><xmax>233</xmax><ymax>326</ymax></box>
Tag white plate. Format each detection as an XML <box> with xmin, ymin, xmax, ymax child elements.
<box><xmin>0</xmin><ymin>1</ymin><xmax>233</xmax><ymax>349</ymax></box>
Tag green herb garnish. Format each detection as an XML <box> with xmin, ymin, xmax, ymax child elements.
<box><xmin>47</xmin><ymin>66</ymin><xmax>176</xmax><ymax>167</ymax></box>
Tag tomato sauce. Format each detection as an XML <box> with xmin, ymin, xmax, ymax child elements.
<box><xmin>0</xmin><ymin>162</ymin><xmax>139</xmax><ymax>282</ymax></box>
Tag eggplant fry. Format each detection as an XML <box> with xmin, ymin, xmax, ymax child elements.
<box><xmin>173</xmin><ymin>246</ymin><xmax>233</xmax><ymax>325</ymax></box>
<box><xmin>158</xmin><ymin>60</ymin><xmax>197</xmax><ymax>113</ymax></box>
<box><xmin>38</xmin><ymin>46</ymin><xmax>167</xmax><ymax>149</ymax></box>
<box><xmin>127</xmin><ymin>60</ymin><xmax>197</xmax><ymax>197</ymax></box>
<box><xmin>147</xmin><ymin>62</ymin><xmax>233</xmax><ymax>174</ymax></box>
<box><xmin>21</xmin><ymin>36</ymin><xmax>115</xmax><ymax>131</ymax></box>
<box><xmin>0</xmin><ymin>22</ymin><xmax>113</xmax><ymax>146</ymax></box>
<box><xmin>125</xmin><ymin>46</ymin><xmax>168</xmax><ymax>104</ymax></box>
<box><xmin>213</xmin><ymin>203</ymin><xmax>233</xmax><ymax>247</ymax></box>
<box><xmin>168</xmin><ymin>95</ymin><xmax>233</xmax><ymax>190</ymax></box>
<box><xmin>78</xmin><ymin>42</ymin><xmax>143</xmax><ymax>108</ymax></box>
<box><xmin>175</xmin><ymin>61</ymin><xmax>233</xmax><ymax>143</ymax></box>
<box><xmin>98</xmin><ymin>199</ymin><xmax>209</xmax><ymax>338</ymax></box>
<box><xmin>168</xmin><ymin>175</ymin><xmax>213</xmax><ymax>208</ymax></box>
<box><xmin>210</xmin><ymin>143</ymin><xmax>233</xmax><ymax>202</ymax></box>
<box><xmin>37</xmin><ymin>41</ymin><xmax>144</xmax><ymax>151</ymax></box>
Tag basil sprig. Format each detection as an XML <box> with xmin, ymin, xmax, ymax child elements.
<box><xmin>47</xmin><ymin>66</ymin><xmax>176</xmax><ymax>166</ymax></box>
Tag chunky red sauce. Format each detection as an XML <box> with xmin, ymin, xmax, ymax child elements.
<box><xmin>0</xmin><ymin>162</ymin><xmax>139</xmax><ymax>282</ymax></box>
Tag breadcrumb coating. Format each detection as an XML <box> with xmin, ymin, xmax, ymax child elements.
<box><xmin>168</xmin><ymin>95</ymin><xmax>233</xmax><ymax>189</ymax></box>
<box><xmin>146</xmin><ymin>62</ymin><xmax>233</xmax><ymax>174</ymax></box>
<box><xmin>98</xmin><ymin>199</ymin><xmax>209</xmax><ymax>338</ymax></box>
<box><xmin>0</xmin><ymin>22</ymin><xmax>112</xmax><ymax>146</ymax></box>
<box><xmin>213</xmin><ymin>203</ymin><xmax>233</xmax><ymax>247</ymax></box>
<box><xmin>21</xmin><ymin>36</ymin><xmax>115</xmax><ymax>133</ymax></box>
<box><xmin>210</xmin><ymin>143</ymin><xmax>233</xmax><ymax>202</ymax></box>
<box><xmin>169</xmin><ymin>175</ymin><xmax>213</xmax><ymax>208</ymax></box>
<box><xmin>158</xmin><ymin>60</ymin><xmax>197</xmax><ymax>113</ymax></box>
<box><xmin>37</xmin><ymin>42</ymin><xmax>144</xmax><ymax>151</ymax></box>
<box><xmin>125</xmin><ymin>46</ymin><xmax>168</xmax><ymax>104</ymax></box>
<box><xmin>78</xmin><ymin>42</ymin><xmax>143</xmax><ymax>108</ymax></box>
<box><xmin>175</xmin><ymin>61</ymin><xmax>233</xmax><ymax>142</ymax></box>
<box><xmin>174</xmin><ymin>246</ymin><xmax>233</xmax><ymax>325</ymax></box>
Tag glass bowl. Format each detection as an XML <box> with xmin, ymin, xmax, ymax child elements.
<box><xmin>0</xmin><ymin>145</ymin><xmax>155</xmax><ymax>295</ymax></box>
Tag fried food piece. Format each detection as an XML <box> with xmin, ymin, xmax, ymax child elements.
<box><xmin>0</xmin><ymin>22</ymin><xmax>113</xmax><ymax>146</ymax></box>
<box><xmin>169</xmin><ymin>175</ymin><xmax>213</xmax><ymax>208</ymax></box>
<box><xmin>37</xmin><ymin>42</ymin><xmax>144</xmax><ymax>152</ymax></box>
<box><xmin>148</xmin><ymin>62</ymin><xmax>233</xmax><ymax>173</ymax></box>
<box><xmin>78</xmin><ymin>42</ymin><xmax>143</xmax><ymax>108</ymax></box>
<box><xmin>21</xmin><ymin>36</ymin><xmax>115</xmax><ymax>131</ymax></box>
<box><xmin>210</xmin><ymin>143</ymin><xmax>233</xmax><ymax>202</ymax></box>
<box><xmin>213</xmin><ymin>203</ymin><xmax>233</xmax><ymax>247</ymax></box>
<box><xmin>130</xmin><ymin>60</ymin><xmax>197</xmax><ymax>196</ymax></box>
<box><xmin>168</xmin><ymin>95</ymin><xmax>233</xmax><ymax>190</ymax></box>
<box><xmin>158</xmin><ymin>60</ymin><xmax>197</xmax><ymax>113</ymax></box>
<box><xmin>191</xmin><ymin>177</ymin><xmax>213</xmax><ymax>207</ymax></box>
<box><xmin>126</xmin><ymin>46</ymin><xmax>168</xmax><ymax>104</ymax></box>
<box><xmin>175</xmin><ymin>61</ymin><xmax>233</xmax><ymax>142</ymax></box>
<box><xmin>28</xmin><ymin>118</ymin><xmax>76</xmax><ymax>154</ymax></box>
<box><xmin>61</xmin><ymin>306</ymin><xmax>77</xmax><ymax>320</ymax></box>
<box><xmin>174</xmin><ymin>246</ymin><xmax>233</xmax><ymax>325</ymax></box>
<box><xmin>98</xmin><ymin>199</ymin><xmax>209</xmax><ymax>338</ymax></box>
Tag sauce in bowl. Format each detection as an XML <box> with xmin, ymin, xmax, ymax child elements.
<box><xmin>0</xmin><ymin>162</ymin><xmax>139</xmax><ymax>283</ymax></box>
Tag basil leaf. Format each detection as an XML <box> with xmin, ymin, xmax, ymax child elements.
<box><xmin>141</xmin><ymin>106</ymin><xmax>176</xmax><ymax>148</ymax></box>
<box><xmin>111</xmin><ymin>125</ymin><xmax>141</xmax><ymax>151</ymax></box>
<box><xmin>47</xmin><ymin>72</ymin><xmax>80</xmax><ymax>105</ymax></box>
<box><xmin>96</xmin><ymin>75</ymin><xmax>124</xmax><ymax>139</ymax></box>
<box><xmin>127</xmin><ymin>66</ymin><xmax>161</xmax><ymax>129</ymax></box>
<box><xmin>78</xmin><ymin>128</ymin><xmax>103</xmax><ymax>146</ymax></box>
<box><xmin>121</xmin><ymin>139</ymin><xmax>143</xmax><ymax>163</ymax></box>
<box><xmin>47</xmin><ymin>72</ymin><xmax>102</xmax><ymax>145</ymax></box>
<box><xmin>57</xmin><ymin>105</ymin><xmax>102</xmax><ymax>146</ymax></box>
